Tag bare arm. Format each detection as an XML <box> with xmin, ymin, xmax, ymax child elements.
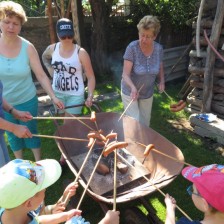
<box><xmin>27</xmin><ymin>43</ymin><xmax>64</xmax><ymax>109</ymax></box>
<box><xmin>98</xmin><ymin>210</ymin><xmax>120</xmax><ymax>224</ymax></box>
<box><xmin>164</xmin><ymin>194</ymin><xmax>176</xmax><ymax>224</ymax></box>
<box><xmin>122</xmin><ymin>60</ymin><xmax>138</xmax><ymax>100</ymax></box>
<box><xmin>42</xmin><ymin>44</ymin><xmax>55</xmax><ymax>77</ymax></box>
<box><xmin>2</xmin><ymin>99</ymin><xmax>32</xmax><ymax>122</ymax></box>
<box><xmin>0</xmin><ymin>99</ymin><xmax>32</xmax><ymax>138</ymax></box>
<box><xmin>38</xmin><ymin>209</ymin><xmax>82</xmax><ymax>224</ymax></box>
<box><xmin>79</xmin><ymin>48</ymin><xmax>96</xmax><ymax>107</ymax></box>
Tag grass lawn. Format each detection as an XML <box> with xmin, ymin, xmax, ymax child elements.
<box><xmin>7</xmin><ymin>78</ymin><xmax>223</xmax><ymax>223</ymax></box>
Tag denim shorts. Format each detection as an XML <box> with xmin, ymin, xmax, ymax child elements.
<box><xmin>54</xmin><ymin>92</ymin><xmax>85</xmax><ymax>115</ymax></box>
<box><xmin>4</xmin><ymin>96</ymin><xmax>41</xmax><ymax>152</ymax></box>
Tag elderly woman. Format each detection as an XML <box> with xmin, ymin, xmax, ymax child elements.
<box><xmin>0</xmin><ymin>1</ymin><xmax>64</xmax><ymax>161</ymax></box>
<box><xmin>121</xmin><ymin>15</ymin><xmax>165</xmax><ymax>126</ymax></box>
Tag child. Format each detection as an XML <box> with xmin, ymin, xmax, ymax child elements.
<box><xmin>0</xmin><ymin>159</ymin><xmax>120</xmax><ymax>224</ymax></box>
<box><xmin>164</xmin><ymin>164</ymin><xmax>224</xmax><ymax>224</ymax></box>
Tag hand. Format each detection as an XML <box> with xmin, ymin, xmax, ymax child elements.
<box><xmin>63</xmin><ymin>182</ymin><xmax>79</xmax><ymax>200</ymax></box>
<box><xmin>100</xmin><ymin>210</ymin><xmax>120</xmax><ymax>224</ymax></box>
<box><xmin>130</xmin><ymin>87</ymin><xmax>138</xmax><ymax>100</ymax></box>
<box><xmin>13</xmin><ymin>110</ymin><xmax>32</xmax><ymax>122</ymax></box>
<box><xmin>65</xmin><ymin>215</ymin><xmax>90</xmax><ymax>224</ymax></box>
<box><xmin>52</xmin><ymin>96</ymin><xmax>64</xmax><ymax>110</ymax></box>
<box><xmin>158</xmin><ymin>82</ymin><xmax>165</xmax><ymax>93</ymax></box>
<box><xmin>85</xmin><ymin>96</ymin><xmax>93</xmax><ymax>107</ymax></box>
<box><xmin>52</xmin><ymin>202</ymin><xmax>66</xmax><ymax>214</ymax></box>
<box><xmin>164</xmin><ymin>193</ymin><xmax>176</xmax><ymax>211</ymax></box>
<box><xmin>12</xmin><ymin>124</ymin><xmax>32</xmax><ymax>138</ymax></box>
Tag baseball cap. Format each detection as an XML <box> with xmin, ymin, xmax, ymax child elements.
<box><xmin>182</xmin><ymin>164</ymin><xmax>224</xmax><ymax>212</ymax></box>
<box><xmin>56</xmin><ymin>18</ymin><xmax>74</xmax><ymax>38</ymax></box>
<box><xmin>0</xmin><ymin>159</ymin><xmax>62</xmax><ymax>209</ymax></box>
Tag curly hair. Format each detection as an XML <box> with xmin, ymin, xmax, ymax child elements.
<box><xmin>137</xmin><ymin>15</ymin><xmax>161</xmax><ymax>36</ymax></box>
<box><xmin>0</xmin><ymin>1</ymin><xmax>27</xmax><ymax>25</ymax></box>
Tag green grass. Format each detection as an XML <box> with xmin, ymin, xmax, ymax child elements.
<box><xmin>7</xmin><ymin>79</ymin><xmax>223</xmax><ymax>223</ymax></box>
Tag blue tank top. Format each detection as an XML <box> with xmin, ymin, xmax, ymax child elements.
<box><xmin>0</xmin><ymin>80</ymin><xmax>4</xmax><ymax>134</ymax></box>
<box><xmin>0</xmin><ymin>38</ymin><xmax>36</xmax><ymax>105</ymax></box>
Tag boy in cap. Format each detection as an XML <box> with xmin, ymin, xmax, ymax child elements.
<box><xmin>0</xmin><ymin>159</ymin><xmax>120</xmax><ymax>224</ymax></box>
<box><xmin>0</xmin><ymin>159</ymin><xmax>82</xmax><ymax>223</ymax></box>
<box><xmin>164</xmin><ymin>164</ymin><xmax>224</xmax><ymax>224</ymax></box>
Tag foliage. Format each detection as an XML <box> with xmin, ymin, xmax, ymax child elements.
<box><xmin>13</xmin><ymin>0</ymin><xmax>46</xmax><ymax>16</ymax></box>
<box><xmin>129</xmin><ymin>0</ymin><xmax>199</xmax><ymax>29</ymax></box>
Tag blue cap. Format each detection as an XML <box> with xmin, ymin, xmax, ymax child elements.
<box><xmin>56</xmin><ymin>18</ymin><xmax>74</xmax><ymax>38</ymax></box>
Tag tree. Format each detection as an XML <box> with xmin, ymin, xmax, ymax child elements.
<box><xmin>46</xmin><ymin>0</ymin><xmax>56</xmax><ymax>43</ymax></box>
<box><xmin>89</xmin><ymin>0</ymin><xmax>114</xmax><ymax>79</ymax></box>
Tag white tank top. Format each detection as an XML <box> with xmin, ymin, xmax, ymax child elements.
<box><xmin>51</xmin><ymin>43</ymin><xmax>84</xmax><ymax>96</ymax></box>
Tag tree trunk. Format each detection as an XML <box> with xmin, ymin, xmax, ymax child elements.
<box><xmin>70</xmin><ymin>0</ymin><xmax>85</xmax><ymax>47</ymax></box>
<box><xmin>202</xmin><ymin>0</ymin><xmax>224</xmax><ymax>112</ymax></box>
<box><xmin>60</xmin><ymin>0</ymin><xmax>65</xmax><ymax>17</ymax></box>
<box><xmin>89</xmin><ymin>0</ymin><xmax>111</xmax><ymax>78</ymax></box>
<box><xmin>47</xmin><ymin>0</ymin><xmax>56</xmax><ymax>44</ymax></box>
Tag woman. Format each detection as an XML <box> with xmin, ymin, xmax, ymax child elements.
<box><xmin>42</xmin><ymin>18</ymin><xmax>95</xmax><ymax>165</ymax></box>
<box><xmin>0</xmin><ymin>1</ymin><xmax>64</xmax><ymax>161</ymax></box>
<box><xmin>121</xmin><ymin>15</ymin><xmax>165</xmax><ymax>126</ymax></box>
<box><xmin>42</xmin><ymin>18</ymin><xmax>96</xmax><ymax>115</ymax></box>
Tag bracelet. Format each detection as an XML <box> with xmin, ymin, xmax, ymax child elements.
<box><xmin>88</xmin><ymin>93</ymin><xmax>93</xmax><ymax>99</ymax></box>
<box><xmin>9</xmin><ymin>107</ymin><xmax>14</xmax><ymax>114</ymax></box>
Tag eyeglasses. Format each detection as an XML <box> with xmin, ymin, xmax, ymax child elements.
<box><xmin>60</xmin><ymin>36</ymin><xmax>73</xmax><ymax>40</ymax></box>
<box><xmin>187</xmin><ymin>185</ymin><xmax>201</xmax><ymax>197</ymax></box>
<box><xmin>139</xmin><ymin>33</ymin><xmax>154</xmax><ymax>40</ymax></box>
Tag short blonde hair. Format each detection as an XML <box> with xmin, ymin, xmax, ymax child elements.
<box><xmin>0</xmin><ymin>1</ymin><xmax>27</xmax><ymax>25</ymax></box>
<box><xmin>137</xmin><ymin>15</ymin><xmax>161</xmax><ymax>36</ymax></box>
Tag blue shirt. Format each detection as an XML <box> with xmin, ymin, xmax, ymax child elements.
<box><xmin>121</xmin><ymin>40</ymin><xmax>163</xmax><ymax>99</ymax></box>
<box><xmin>176</xmin><ymin>217</ymin><xmax>201</xmax><ymax>224</ymax></box>
<box><xmin>0</xmin><ymin>208</ymin><xmax>39</xmax><ymax>224</ymax></box>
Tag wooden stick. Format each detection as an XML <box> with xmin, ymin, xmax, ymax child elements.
<box><xmin>113</xmin><ymin>149</ymin><xmax>117</xmax><ymax>211</ymax></box>
<box><xmin>33</xmin><ymin>116</ymin><xmax>90</xmax><ymax>120</ymax></box>
<box><xmin>69</xmin><ymin>113</ymin><xmax>94</xmax><ymax>131</ymax></box>
<box><xmin>32</xmin><ymin>134</ymin><xmax>88</xmax><ymax>142</ymax></box>
<box><xmin>118</xmin><ymin>84</ymin><xmax>144</xmax><ymax>122</ymax></box>
<box><xmin>117</xmin><ymin>153</ymin><xmax>193</xmax><ymax>221</ymax></box>
<box><xmin>135</xmin><ymin>141</ymin><xmax>193</xmax><ymax>167</ymax></box>
<box><xmin>63</xmin><ymin>139</ymin><xmax>97</xmax><ymax>206</ymax></box>
<box><xmin>76</xmin><ymin>131</ymin><xmax>113</xmax><ymax>209</ymax></box>
<box><xmin>162</xmin><ymin>89</ymin><xmax>174</xmax><ymax>101</ymax></box>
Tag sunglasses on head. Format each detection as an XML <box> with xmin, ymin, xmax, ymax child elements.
<box><xmin>60</xmin><ymin>35</ymin><xmax>73</xmax><ymax>40</ymax></box>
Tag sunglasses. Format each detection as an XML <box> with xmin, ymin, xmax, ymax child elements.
<box><xmin>187</xmin><ymin>185</ymin><xmax>201</xmax><ymax>197</ymax></box>
<box><xmin>60</xmin><ymin>36</ymin><xmax>73</xmax><ymax>40</ymax></box>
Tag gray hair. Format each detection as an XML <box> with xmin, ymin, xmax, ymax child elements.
<box><xmin>137</xmin><ymin>15</ymin><xmax>161</xmax><ymax>36</ymax></box>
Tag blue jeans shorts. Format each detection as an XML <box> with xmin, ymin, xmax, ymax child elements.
<box><xmin>54</xmin><ymin>92</ymin><xmax>85</xmax><ymax>115</ymax></box>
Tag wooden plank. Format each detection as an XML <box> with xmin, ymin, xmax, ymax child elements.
<box><xmin>190</xmin><ymin>114</ymin><xmax>224</xmax><ymax>137</ymax></box>
<box><xmin>194</xmin><ymin>126</ymin><xmax>224</xmax><ymax>145</ymax></box>
<box><xmin>202</xmin><ymin>0</ymin><xmax>224</xmax><ymax>112</ymax></box>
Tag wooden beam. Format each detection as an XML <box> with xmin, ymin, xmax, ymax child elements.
<box><xmin>202</xmin><ymin>0</ymin><xmax>224</xmax><ymax>112</ymax></box>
